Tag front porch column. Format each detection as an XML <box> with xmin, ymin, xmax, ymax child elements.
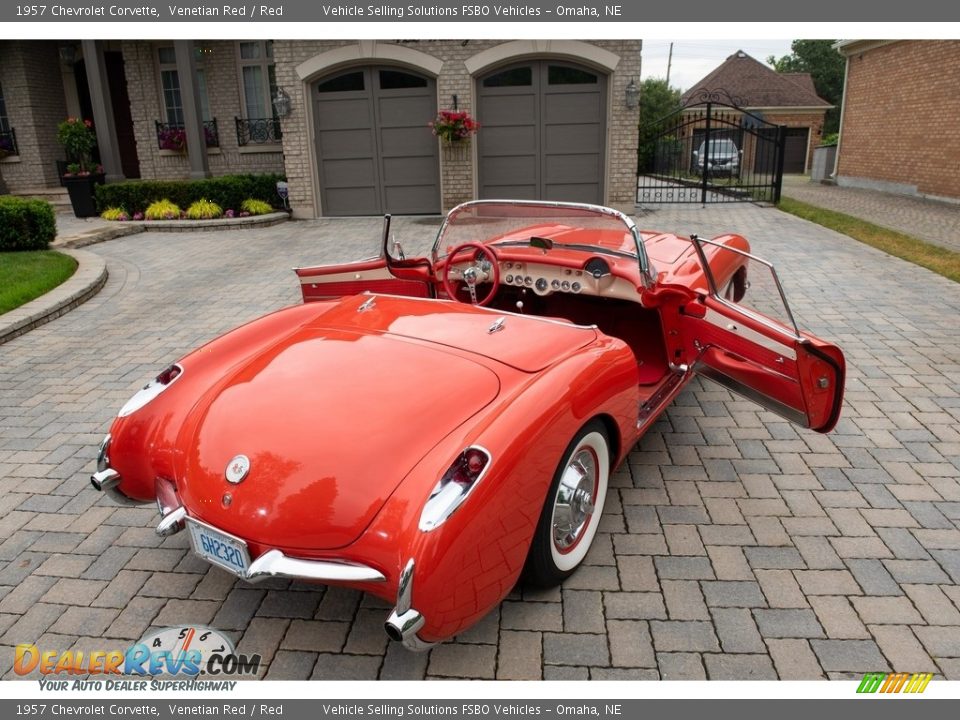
<box><xmin>81</xmin><ymin>40</ymin><xmax>124</xmax><ymax>183</ymax></box>
<box><xmin>174</xmin><ymin>40</ymin><xmax>210</xmax><ymax>179</ymax></box>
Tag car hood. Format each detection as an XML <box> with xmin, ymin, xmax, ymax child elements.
<box><xmin>177</xmin><ymin>311</ymin><xmax>502</xmax><ymax>550</ymax></box>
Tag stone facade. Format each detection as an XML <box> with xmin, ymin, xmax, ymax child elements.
<box><xmin>273</xmin><ymin>39</ymin><xmax>641</xmax><ymax>218</ymax></box>
<box><xmin>121</xmin><ymin>40</ymin><xmax>285</xmax><ymax>182</ymax></box>
<box><xmin>1</xmin><ymin>39</ymin><xmax>642</xmax><ymax>217</ymax></box>
<box><xmin>0</xmin><ymin>41</ymin><xmax>69</xmax><ymax>189</ymax></box>
<box><xmin>837</xmin><ymin>40</ymin><xmax>960</xmax><ymax>201</ymax></box>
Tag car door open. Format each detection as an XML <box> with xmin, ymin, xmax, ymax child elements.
<box><xmin>680</xmin><ymin>236</ymin><xmax>845</xmax><ymax>433</ymax></box>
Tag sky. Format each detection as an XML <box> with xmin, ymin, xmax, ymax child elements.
<box><xmin>640</xmin><ymin>39</ymin><xmax>796</xmax><ymax>91</ymax></box>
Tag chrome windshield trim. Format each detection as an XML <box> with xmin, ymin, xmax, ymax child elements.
<box><xmin>245</xmin><ymin>549</ymin><xmax>386</xmax><ymax>584</ymax></box>
<box><xmin>432</xmin><ymin>199</ymin><xmax>652</xmax><ymax>286</ymax></box>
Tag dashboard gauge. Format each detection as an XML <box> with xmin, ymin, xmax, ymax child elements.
<box><xmin>584</xmin><ymin>257</ymin><xmax>611</xmax><ymax>279</ymax></box>
<box><xmin>535</xmin><ymin>278</ymin><xmax>549</xmax><ymax>293</ymax></box>
<box><xmin>561</xmin><ymin>281</ymin><xmax>570</xmax><ymax>291</ymax></box>
<box><xmin>571</xmin><ymin>282</ymin><xmax>582</xmax><ymax>293</ymax></box>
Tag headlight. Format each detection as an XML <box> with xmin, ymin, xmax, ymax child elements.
<box><xmin>419</xmin><ymin>447</ymin><xmax>491</xmax><ymax>531</ymax></box>
<box><xmin>118</xmin><ymin>364</ymin><xmax>183</xmax><ymax>418</ymax></box>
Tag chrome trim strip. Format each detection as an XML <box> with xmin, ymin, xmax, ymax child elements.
<box><xmin>695</xmin><ymin>361</ymin><xmax>808</xmax><ymax>427</ymax></box>
<box><xmin>97</xmin><ymin>434</ymin><xmax>111</xmax><ymax>472</ymax></box>
<box><xmin>245</xmin><ymin>549</ymin><xmax>386</xmax><ymax>584</ymax></box>
<box><xmin>396</xmin><ymin>559</ymin><xmax>415</xmax><ymax>614</ymax></box>
<box><xmin>703</xmin><ymin>308</ymin><xmax>797</xmax><ymax>360</ymax></box>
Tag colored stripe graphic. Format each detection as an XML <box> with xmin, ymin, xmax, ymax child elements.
<box><xmin>857</xmin><ymin>672</ymin><xmax>933</xmax><ymax>694</ymax></box>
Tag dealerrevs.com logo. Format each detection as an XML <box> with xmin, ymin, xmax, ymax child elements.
<box><xmin>15</xmin><ymin>625</ymin><xmax>260</xmax><ymax>689</ymax></box>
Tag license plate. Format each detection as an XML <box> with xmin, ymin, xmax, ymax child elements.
<box><xmin>186</xmin><ymin>518</ymin><xmax>251</xmax><ymax>576</ymax></box>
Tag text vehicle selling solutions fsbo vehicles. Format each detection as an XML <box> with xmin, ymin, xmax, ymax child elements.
<box><xmin>92</xmin><ymin>200</ymin><xmax>844</xmax><ymax>649</ymax></box>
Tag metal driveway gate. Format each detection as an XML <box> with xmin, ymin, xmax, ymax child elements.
<box><xmin>637</xmin><ymin>90</ymin><xmax>786</xmax><ymax>205</ymax></box>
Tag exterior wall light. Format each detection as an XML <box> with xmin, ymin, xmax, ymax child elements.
<box><xmin>625</xmin><ymin>78</ymin><xmax>639</xmax><ymax>110</ymax></box>
<box><xmin>272</xmin><ymin>88</ymin><xmax>292</xmax><ymax>119</ymax></box>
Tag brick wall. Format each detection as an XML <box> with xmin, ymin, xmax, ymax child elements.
<box><xmin>838</xmin><ymin>40</ymin><xmax>960</xmax><ymax>200</ymax></box>
<box><xmin>0</xmin><ymin>41</ymin><xmax>69</xmax><ymax>190</ymax></box>
<box><xmin>273</xmin><ymin>40</ymin><xmax>641</xmax><ymax>218</ymax></box>
<box><xmin>122</xmin><ymin>40</ymin><xmax>285</xmax><ymax>182</ymax></box>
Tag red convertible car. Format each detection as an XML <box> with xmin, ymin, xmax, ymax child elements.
<box><xmin>91</xmin><ymin>200</ymin><xmax>844</xmax><ymax>650</ymax></box>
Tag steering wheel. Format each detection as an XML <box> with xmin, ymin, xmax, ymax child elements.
<box><xmin>441</xmin><ymin>242</ymin><xmax>501</xmax><ymax>306</ymax></box>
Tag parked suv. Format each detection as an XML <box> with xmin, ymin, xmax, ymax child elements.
<box><xmin>693</xmin><ymin>139</ymin><xmax>741</xmax><ymax>178</ymax></box>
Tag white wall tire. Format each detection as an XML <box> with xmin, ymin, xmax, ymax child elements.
<box><xmin>523</xmin><ymin>421</ymin><xmax>610</xmax><ymax>586</ymax></box>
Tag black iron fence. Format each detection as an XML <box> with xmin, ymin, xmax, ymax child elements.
<box><xmin>235</xmin><ymin>117</ymin><xmax>282</xmax><ymax>146</ymax></box>
<box><xmin>638</xmin><ymin>92</ymin><xmax>786</xmax><ymax>206</ymax></box>
<box><xmin>154</xmin><ymin>119</ymin><xmax>220</xmax><ymax>151</ymax></box>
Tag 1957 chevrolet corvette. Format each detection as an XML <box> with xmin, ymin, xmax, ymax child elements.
<box><xmin>91</xmin><ymin>200</ymin><xmax>844</xmax><ymax>650</ymax></box>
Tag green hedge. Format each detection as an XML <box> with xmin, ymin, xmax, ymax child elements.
<box><xmin>94</xmin><ymin>174</ymin><xmax>286</xmax><ymax>215</ymax></box>
<box><xmin>0</xmin><ymin>197</ymin><xmax>57</xmax><ymax>251</ymax></box>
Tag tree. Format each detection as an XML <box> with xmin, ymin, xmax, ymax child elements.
<box><xmin>639</xmin><ymin>77</ymin><xmax>682</xmax><ymax>125</ymax></box>
<box><xmin>637</xmin><ymin>78</ymin><xmax>683</xmax><ymax>175</ymax></box>
<box><xmin>767</xmin><ymin>40</ymin><xmax>845</xmax><ymax>133</ymax></box>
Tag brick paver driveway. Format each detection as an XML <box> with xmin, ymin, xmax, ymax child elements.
<box><xmin>1</xmin><ymin>206</ymin><xmax>959</xmax><ymax>681</ymax></box>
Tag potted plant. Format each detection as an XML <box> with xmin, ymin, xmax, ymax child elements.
<box><xmin>57</xmin><ymin>118</ymin><xmax>103</xmax><ymax>218</ymax></box>
<box><xmin>429</xmin><ymin>110</ymin><xmax>479</xmax><ymax>161</ymax></box>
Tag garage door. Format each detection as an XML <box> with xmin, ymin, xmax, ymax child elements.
<box><xmin>783</xmin><ymin>127</ymin><xmax>809</xmax><ymax>174</ymax></box>
<box><xmin>313</xmin><ymin>67</ymin><xmax>440</xmax><ymax>216</ymax></box>
<box><xmin>477</xmin><ymin>61</ymin><xmax>606</xmax><ymax>204</ymax></box>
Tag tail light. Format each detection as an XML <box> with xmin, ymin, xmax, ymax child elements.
<box><xmin>419</xmin><ymin>447</ymin><xmax>491</xmax><ymax>531</ymax></box>
<box><xmin>118</xmin><ymin>364</ymin><xmax>184</xmax><ymax>417</ymax></box>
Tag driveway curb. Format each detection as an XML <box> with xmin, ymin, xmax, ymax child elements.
<box><xmin>0</xmin><ymin>248</ymin><xmax>108</xmax><ymax>346</ymax></box>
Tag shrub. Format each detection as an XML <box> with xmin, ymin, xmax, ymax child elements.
<box><xmin>0</xmin><ymin>197</ymin><xmax>57</xmax><ymax>251</ymax></box>
<box><xmin>144</xmin><ymin>199</ymin><xmax>182</xmax><ymax>221</ymax></box>
<box><xmin>95</xmin><ymin>174</ymin><xmax>284</xmax><ymax>215</ymax></box>
<box><xmin>100</xmin><ymin>207</ymin><xmax>130</xmax><ymax>222</ymax></box>
<box><xmin>186</xmin><ymin>199</ymin><xmax>223</xmax><ymax>220</ymax></box>
<box><xmin>240</xmin><ymin>199</ymin><xmax>273</xmax><ymax>216</ymax></box>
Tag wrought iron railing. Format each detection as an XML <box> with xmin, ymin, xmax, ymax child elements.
<box><xmin>0</xmin><ymin>128</ymin><xmax>18</xmax><ymax>157</ymax></box>
<box><xmin>235</xmin><ymin>117</ymin><xmax>282</xmax><ymax>146</ymax></box>
<box><xmin>155</xmin><ymin>119</ymin><xmax>220</xmax><ymax>151</ymax></box>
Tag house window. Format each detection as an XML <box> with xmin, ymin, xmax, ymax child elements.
<box><xmin>0</xmin><ymin>81</ymin><xmax>17</xmax><ymax>157</ymax></box>
<box><xmin>157</xmin><ymin>45</ymin><xmax>211</xmax><ymax>125</ymax></box>
<box><xmin>237</xmin><ymin>41</ymin><xmax>277</xmax><ymax>121</ymax></box>
<box><xmin>0</xmin><ymin>82</ymin><xmax>10</xmax><ymax>133</ymax></box>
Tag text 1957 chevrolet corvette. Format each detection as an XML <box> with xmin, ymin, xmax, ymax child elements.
<box><xmin>91</xmin><ymin>200</ymin><xmax>844</xmax><ymax>650</ymax></box>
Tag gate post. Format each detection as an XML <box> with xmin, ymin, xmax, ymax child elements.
<box><xmin>773</xmin><ymin>124</ymin><xmax>786</xmax><ymax>203</ymax></box>
<box><xmin>701</xmin><ymin>102</ymin><xmax>712</xmax><ymax>206</ymax></box>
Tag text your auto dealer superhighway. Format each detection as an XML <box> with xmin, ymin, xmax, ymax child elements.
<box><xmin>46</xmin><ymin>4</ymin><xmax>160</xmax><ymax>16</ymax></box>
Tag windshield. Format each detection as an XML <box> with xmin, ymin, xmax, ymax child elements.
<box><xmin>699</xmin><ymin>140</ymin><xmax>738</xmax><ymax>154</ymax></box>
<box><xmin>432</xmin><ymin>200</ymin><xmax>649</xmax><ymax>273</ymax></box>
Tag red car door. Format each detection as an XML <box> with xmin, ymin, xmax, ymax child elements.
<box><xmin>679</xmin><ymin>237</ymin><xmax>845</xmax><ymax>433</ymax></box>
<box><xmin>294</xmin><ymin>257</ymin><xmax>433</xmax><ymax>303</ymax></box>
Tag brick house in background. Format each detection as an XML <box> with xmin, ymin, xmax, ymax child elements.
<box><xmin>834</xmin><ymin>40</ymin><xmax>960</xmax><ymax>202</ymax></box>
<box><xmin>0</xmin><ymin>39</ymin><xmax>642</xmax><ymax>218</ymax></box>
<box><xmin>681</xmin><ymin>50</ymin><xmax>832</xmax><ymax>174</ymax></box>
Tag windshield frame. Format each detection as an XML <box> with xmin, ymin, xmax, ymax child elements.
<box><xmin>431</xmin><ymin>199</ymin><xmax>653</xmax><ymax>282</ymax></box>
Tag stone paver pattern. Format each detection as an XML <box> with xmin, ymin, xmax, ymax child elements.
<box><xmin>781</xmin><ymin>174</ymin><xmax>960</xmax><ymax>254</ymax></box>
<box><xmin>1</xmin><ymin>205</ymin><xmax>959</xmax><ymax>681</ymax></box>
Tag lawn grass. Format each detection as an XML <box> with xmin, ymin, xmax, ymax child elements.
<box><xmin>779</xmin><ymin>197</ymin><xmax>960</xmax><ymax>284</ymax></box>
<box><xmin>0</xmin><ymin>251</ymin><xmax>78</xmax><ymax>315</ymax></box>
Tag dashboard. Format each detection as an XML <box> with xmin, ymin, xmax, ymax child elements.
<box><xmin>498</xmin><ymin>258</ymin><xmax>641</xmax><ymax>302</ymax></box>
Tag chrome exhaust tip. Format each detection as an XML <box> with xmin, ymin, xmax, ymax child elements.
<box><xmin>384</xmin><ymin>608</ymin><xmax>425</xmax><ymax>644</ymax></box>
<box><xmin>91</xmin><ymin>468</ymin><xmax>121</xmax><ymax>492</ymax></box>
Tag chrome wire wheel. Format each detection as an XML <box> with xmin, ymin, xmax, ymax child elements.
<box><xmin>524</xmin><ymin>420</ymin><xmax>610</xmax><ymax>585</ymax></box>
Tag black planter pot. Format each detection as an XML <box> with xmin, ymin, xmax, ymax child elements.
<box><xmin>62</xmin><ymin>174</ymin><xmax>105</xmax><ymax>218</ymax></box>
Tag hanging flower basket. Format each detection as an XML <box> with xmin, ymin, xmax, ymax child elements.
<box><xmin>441</xmin><ymin>137</ymin><xmax>471</xmax><ymax>163</ymax></box>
